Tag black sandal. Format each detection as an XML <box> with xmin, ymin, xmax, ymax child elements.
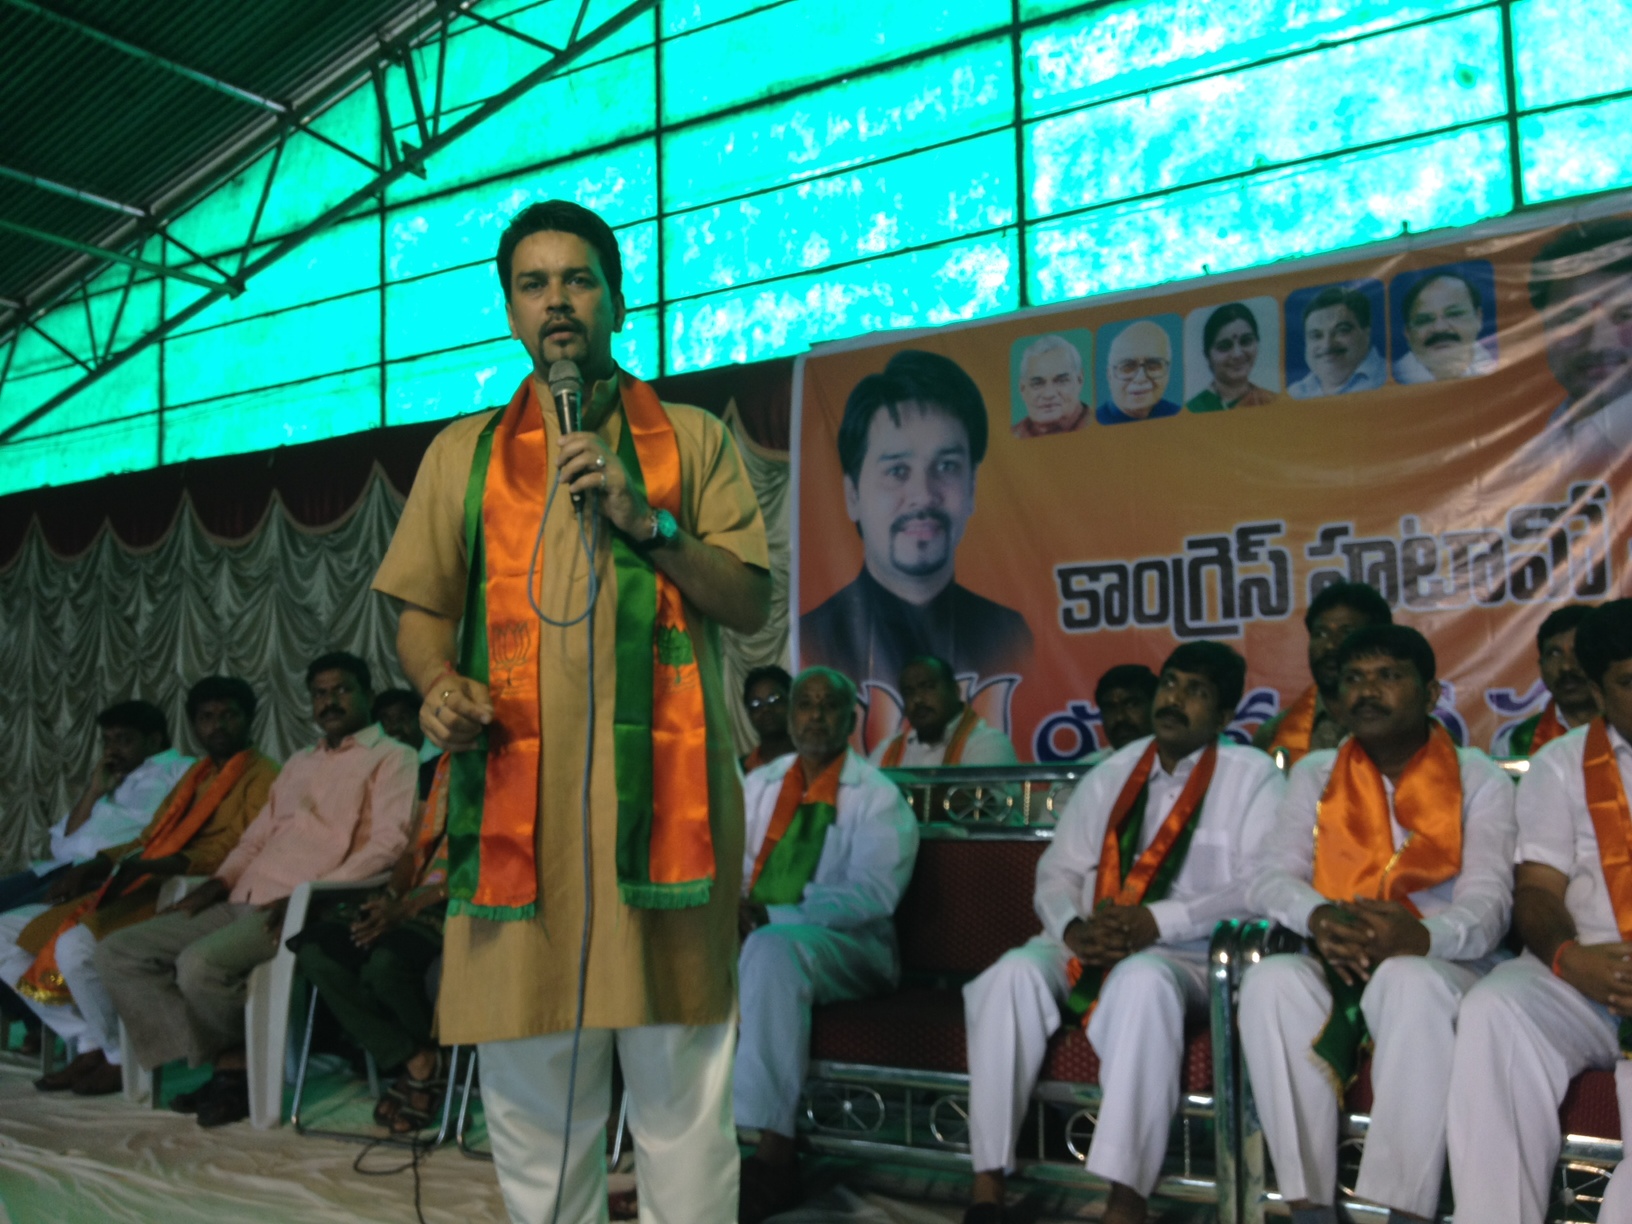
<box><xmin>387</xmin><ymin>1058</ymin><xmax>447</xmax><ymax>1134</ymax></box>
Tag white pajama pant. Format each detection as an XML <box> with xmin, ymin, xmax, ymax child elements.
<box><xmin>734</xmin><ymin>923</ymin><xmax>898</xmax><ymax>1137</ymax></box>
<box><xmin>0</xmin><ymin>906</ymin><xmax>121</xmax><ymax>1065</ymax></box>
<box><xmin>1238</xmin><ymin>953</ymin><xmax>1483</xmax><ymax>1218</ymax></box>
<box><xmin>1446</xmin><ymin>954</ymin><xmax>1632</xmax><ymax>1224</ymax></box>
<box><xmin>962</xmin><ymin>936</ymin><xmax>1209</xmax><ymax>1195</ymax></box>
<box><xmin>478</xmin><ymin>1022</ymin><xmax>737</xmax><ymax>1224</ymax></box>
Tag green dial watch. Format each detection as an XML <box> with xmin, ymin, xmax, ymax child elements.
<box><xmin>641</xmin><ymin>507</ymin><xmax>679</xmax><ymax>550</ymax></box>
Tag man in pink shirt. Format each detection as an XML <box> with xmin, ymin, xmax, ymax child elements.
<box><xmin>96</xmin><ymin>652</ymin><xmax>418</xmax><ymax>1127</ymax></box>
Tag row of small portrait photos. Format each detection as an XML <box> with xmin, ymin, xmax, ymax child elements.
<box><xmin>1010</xmin><ymin>261</ymin><xmax>1497</xmax><ymax>437</ymax></box>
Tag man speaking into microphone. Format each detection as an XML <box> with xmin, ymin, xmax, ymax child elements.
<box><xmin>374</xmin><ymin>201</ymin><xmax>769</xmax><ymax>1223</ymax></box>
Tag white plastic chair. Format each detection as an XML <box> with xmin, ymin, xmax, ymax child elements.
<box><xmin>246</xmin><ymin>875</ymin><xmax>389</xmax><ymax>1129</ymax></box>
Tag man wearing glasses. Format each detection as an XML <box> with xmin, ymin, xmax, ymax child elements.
<box><xmin>1097</xmin><ymin>321</ymin><xmax>1181</xmax><ymax>424</ymax></box>
<box><xmin>740</xmin><ymin>665</ymin><xmax>794</xmax><ymax>774</ymax></box>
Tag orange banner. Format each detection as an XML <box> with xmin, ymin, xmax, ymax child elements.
<box><xmin>794</xmin><ymin>209</ymin><xmax>1632</xmax><ymax>760</ymax></box>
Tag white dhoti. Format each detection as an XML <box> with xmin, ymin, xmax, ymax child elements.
<box><xmin>733</xmin><ymin>922</ymin><xmax>897</xmax><ymax>1137</ymax></box>
<box><xmin>1447</xmin><ymin>954</ymin><xmax>1632</xmax><ymax>1224</ymax></box>
<box><xmin>0</xmin><ymin>907</ymin><xmax>122</xmax><ymax>1063</ymax></box>
<box><xmin>1238</xmin><ymin>952</ymin><xmax>1483</xmax><ymax>1218</ymax></box>
<box><xmin>478</xmin><ymin>1021</ymin><xmax>737</xmax><ymax>1224</ymax></box>
<box><xmin>963</xmin><ymin>936</ymin><xmax>1208</xmax><ymax>1194</ymax></box>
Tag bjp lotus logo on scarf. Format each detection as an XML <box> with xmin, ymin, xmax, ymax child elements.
<box><xmin>489</xmin><ymin>621</ymin><xmax>533</xmax><ymax>696</ymax></box>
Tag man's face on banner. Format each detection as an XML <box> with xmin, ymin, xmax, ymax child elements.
<box><xmin>843</xmin><ymin>402</ymin><xmax>975</xmax><ymax>597</ymax></box>
<box><xmin>1019</xmin><ymin>344</ymin><xmax>1083</xmax><ymax>426</ymax></box>
<box><xmin>1541</xmin><ymin>269</ymin><xmax>1632</xmax><ymax>412</ymax></box>
<box><xmin>1304</xmin><ymin>303</ymin><xmax>1367</xmax><ymax>392</ymax></box>
<box><xmin>1405</xmin><ymin>276</ymin><xmax>1484</xmax><ymax>381</ymax></box>
<box><xmin>1107</xmin><ymin>322</ymin><xmax>1172</xmax><ymax>418</ymax></box>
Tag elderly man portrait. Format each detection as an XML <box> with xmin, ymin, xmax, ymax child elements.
<box><xmin>1097</xmin><ymin>320</ymin><xmax>1181</xmax><ymax>424</ymax></box>
<box><xmin>802</xmin><ymin>348</ymin><xmax>1033</xmax><ymax>687</ymax></box>
<box><xmin>1011</xmin><ymin>334</ymin><xmax>1089</xmax><ymax>438</ymax></box>
<box><xmin>1393</xmin><ymin>268</ymin><xmax>1498</xmax><ymax>384</ymax></box>
<box><xmin>1287</xmin><ymin>283</ymin><xmax>1386</xmax><ymax>399</ymax></box>
<box><xmin>1185</xmin><ymin>302</ymin><xmax>1280</xmax><ymax>412</ymax></box>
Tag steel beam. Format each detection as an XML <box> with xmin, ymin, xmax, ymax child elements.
<box><xmin>3</xmin><ymin>0</ymin><xmax>288</xmax><ymax>113</ymax></box>
<box><xmin>0</xmin><ymin>218</ymin><xmax>228</xmax><ymax>293</ymax></box>
<box><xmin>0</xmin><ymin>164</ymin><xmax>146</xmax><ymax>217</ymax></box>
<box><xmin>0</xmin><ymin>0</ymin><xmax>658</xmax><ymax>445</ymax></box>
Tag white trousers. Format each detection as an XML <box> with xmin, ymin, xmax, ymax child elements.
<box><xmin>1238</xmin><ymin>953</ymin><xmax>1483</xmax><ymax>1218</ymax></box>
<box><xmin>734</xmin><ymin>923</ymin><xmax>897</xmax><ymax>1137</ymax></box>
<box><xmin>1447</xmin><ymin>954</ymin><xmax>1632</xmax><ymax>1224</ymax></box>
<box><xmin>479</xmin><ymin>1022</ymin><xmax>737</xmax><ymax>1224</ymax></box>
<box><xmin>0</xmin><ymin>907</ymin><xmax>123</xmax><ymax>1064</ymax></box>
<box><xmin>963</xmin><ymin>936</ymin><xmax>1208</xmax><ymax>1195</ymax></box>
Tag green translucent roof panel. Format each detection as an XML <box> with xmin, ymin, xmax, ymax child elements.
<box><xmin>661</xmin><ymin>0</ymin><xmax>1010</xmax><ymax>126</ymax></box>
<box><xmin>164</xmin><ymin>292</ymin><xmax>382</xmax><ymax>407</ymax></box>
<box><xmin>0</xmin><ymin>413</ymin><xmax>158</xmax><ymax>496</ymax></box>
<box><xmin>1021</xmin><ymin>0</ymin><xmax>1487</xmax><ymax>116</ymax></box>
<box><xmin>0</xmin><ymin>364</ymin><xmax>81</xmax><ymax>435</ymax></box>
<box><xmin>613</xmin><ymin>305</ymin><xmax>658</xmax><ymax>378</ymax></box>
<box><xmin>386</xmin><ymin>337</ymin><xmax>530</xmax><ymax>427</ymax></box>
<box><xmin>664</xmin><ymin>129</ymin><xmax>1017</xmax><ymax>299</ymax></box>
<box><xmin>87</xmin><ymin>280</ymin><xmax>163</xmax><ymax>357</ymax></box>
<box><xmin>662</xmin><ymin>0</ymin><xmax>778</xmax><ymax>36</ymax></box>
<box><xmin>13</xmin><ymin>349</ymin><xmax>158</xmax><ymax>440</ymax></box>
<box><xmin>386</xmin><ymin>141</ymin><xmax>657</xmax><ymax>282</ymax></box>
<box><xmin>1027</xmin><ymin>8</ymin><xmax>1505</xmax><ymax>219</ymax></box>
<box><xmin>1028</xmin><ymin>123</ymin><xmax>1511</xmax><ymax>303</ymax></box>
<box><xmin>163</xmin><ymin>368</ymin><xmax>382</xmax><ymax>464</ymax></box>
<box><xmin>661</xmin><ymin>37</ymin><xmax>1012</xmax><ymax>213</ymax></box>
<box><xmin>253</xmin><ymin>89</ymin><xmax>383</xmax><ymax>242</ymax></box>
<box><xmin>1521</xmin><ymin>96</ymin><xmax>1632</xmax><ymax>204</ymax></box>
<box><xmin>387</xmin><ymin>262</ymin><xmax>509</xmax><ymax>361</ymax></box>
<box><xmin>664</xmin><ymin>232</ymin><xmax>1018</xmax><ymax>372</ymax></box>
<box><xmin>165</xmin><ymin>151</ymin><xmax>279</xmax><ymax>263</ymax></box>
<box><xmin>1513</xmin><ymin>0</ymin><xmax>1632</xmax><ymax>110</ymax></box>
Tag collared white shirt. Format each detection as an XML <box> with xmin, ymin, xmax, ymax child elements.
<box><xmin>741</xmin><ymin>750</ymin><xmax>919</xmax><ymax>940</ymax></box>
<box><xmin>1251</xmin><ymin>744</ymin><xmax>1517</xmax><ymax>961</ymax></box>
<box><xmin>1392</xmin><ymin>340</ymin><xmax>1498</xmax><ymax>385</ymax></box>
<box><xmin>35</xmin><ymin>748</ymin><xmax>195</xmax><ymax>874</ymax></box>
<box><xmin>1515</xmin><ymin>723</ymin><xmax>1632</xmax><ymax>946</ymax></box>
<box><xmin>1035</xmin><ymin>736</ymin><xmax>1285</xmax><ymax>950</ymax></box>
<box><xmin>866</xmin><ymin>715</ymin><xmax>1018</xmax><ymax>768</ymax></box>
<box><xmin>1287</xmin><ymin>346</ymin><xmax>1387</xmax><ymax>399</ymax></box>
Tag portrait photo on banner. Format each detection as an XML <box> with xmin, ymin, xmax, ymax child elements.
<box><xmin>1182</xmin><ymin>296</ymin><xmax>1283</xmax><ymax>413</ymax></box>
<box><xmin>1284</xmin><ymin>277</ymin><xmax>1387</xmax><ymax>399</ymax></box>
<box><xmin>1009</xmin><ymin>329</ymin><xmax>1093</xmax><ymax>438</ymax></box>
<box><xmin>1389</xmin><ymin>260</ymin><xmax>1500</xmax><ymax>385</ymax></box>
<box><xmin>1095</xmin><ymin>314</ymin><xmax>1183</xmax><ymax>425</ymax></box>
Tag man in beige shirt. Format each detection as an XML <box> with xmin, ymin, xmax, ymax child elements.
<box><xmin>96</xmin><ymin>652</ymin><xmax>417</xmax><ymax>1127</ymax></box>
<box><xmin>374</xmin><ymin>200</ymin><xmax>768</xmax><ymax>1224</ymax></box>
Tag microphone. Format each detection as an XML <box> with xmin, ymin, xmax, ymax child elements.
<box><xmin>548</xmin><ymin>359</ymin><xmax>584</xmax><ymax>508</ymax></box>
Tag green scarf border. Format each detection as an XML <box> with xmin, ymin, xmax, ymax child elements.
<box><xmin>747</xmin><ymin>801</ymin><xmax>837</xmax><ymax>906</ymax></box>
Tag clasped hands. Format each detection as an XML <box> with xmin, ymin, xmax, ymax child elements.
<box><xmin>1309</xmin><ymin>899</ymin><xmax>1431</xmax><ymax>985</ymax></box>
<box><xmin>1063</xmin><ymin>903</ymin><xmax>1160</xmax><ymax>968</ymax></box>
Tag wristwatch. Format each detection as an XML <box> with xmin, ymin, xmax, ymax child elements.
<box><xmin>637</xmin><ymin>507</ymin><xmax>679</xmax><ymax>550</ymax></box>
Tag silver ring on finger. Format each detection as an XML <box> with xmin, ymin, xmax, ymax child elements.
<box><xmin>594</xmin><ymin>455</ymin><xmax>606</xmax><ymax>470</ymax></box>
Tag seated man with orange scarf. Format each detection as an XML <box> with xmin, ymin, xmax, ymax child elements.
<box><xmin>1446</xmin><ymin>599</ymin><xmax>1632</xmax><ymax>1223</ymax></box>
<box><xmin>867</xmin><ymin>654</ymin><xmax>1017</xmax><ymax>768</ymax></box>
<box><xmin>961</xmin><ymin>642</ymin><xmax>1283</xmax><ymax>1224</ymax></box>
<box><xmin>0</xmin><ymin>676</ymin><xmax>277</xmax><ymax>1096</ymax></box>
<box><xmin>1241</xmin><ymin>625</ymin><xmax>1516</xmax><ymax>1224</ymax></box>
<box><xmin>736</xmin><ymin>667</ymin><xmax>919</xmax><ymax>1223</ymax></box>
<box><xmin>1253</xmin><ymin>581</ymin><xmax>1391</xmax><ymax>766</ymax></box>
<box><xmin>1489</xmin><ymin>603</ymin><xmax>1599</xmax><ymax>758</ymax></box>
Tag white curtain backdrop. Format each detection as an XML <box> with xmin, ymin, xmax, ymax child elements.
<box><xmin>0</xmin><ymin>412</ymin><xmax>789</xmax><ymax>874</ymax></box>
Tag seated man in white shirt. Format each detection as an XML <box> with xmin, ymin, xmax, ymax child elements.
<box><xmin>962</xmin><ymin>641</ymin><xmax>1284</xmax><ymax>1224</ymax></box>
<box><xmin>869</xmin><ymin>655</ymin><xmax>1018</xmax><ymax>767</ymax></box>
<box><xmin>736</xmin><ymin>666</ymin><xmax>919</xmax><ymax>1223</ymax></box>
<box><xmin>1446</xmin><ymin>598</ymin><xmax>1632</xmax><ymax>1224</ymax></box>
<box><xmin>0</xmin><ymin>700</ymin><xmax>192</xmax><ymax>916</ymax></box>
<box><xmin>1241</xmin><ymin>625</ymin><xmax>1516</xmax><ymax>1224</ymax></box>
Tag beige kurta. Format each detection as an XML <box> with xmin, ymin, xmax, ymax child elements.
<box><xmin>372</xmin><ymin>371</ymin><xmax>767</xmax><ymax>1043</ymax></box>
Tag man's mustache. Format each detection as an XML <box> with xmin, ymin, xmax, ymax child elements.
<box><xmin>318</xmin><ymin>705</ymin><xmax>344</xmax><ymax>719</ymax></box>
<box><xmin>1350</xmin><ymin>699</ymin><xmax>1388</xmax><ymax>718</ymax></box>
<box><xmin>890</xmin><ymin>509</ymin><xmax>950</xmax><ymax>535</ymax></box>
<box><xmin>1422</xmin><ymin>330</ymin><xmax>1464</xmax><ymax>348</ymax></box>
<box><xmin>1153</xmin><ymin>706</ymin><xmax>1187</xmax><ymax>726</ymax></box>
<box><xmin>539</xmin><ymin>316</ymin><xmax>582</xmax><ymax>339</ymax></box>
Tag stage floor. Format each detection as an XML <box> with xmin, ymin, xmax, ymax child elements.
<box><xmin>0</xmin><ymin>1048</ymin><xmax>1209</xmax><ymax>1223</ymax></box>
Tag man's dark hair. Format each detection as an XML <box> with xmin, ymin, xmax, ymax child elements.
<box><xmin>97</xmin><ymin>700</ymin><xmax>170</xmax><ymax>749</ymax></box>
<box><xmin>496</xmin><ymin>200</ymin><xmax>623</xmax><ymax>303</ymax></box>
<box><xmin>372</xmin><ymin>688</ymin><xmax>420</xmax><ymax>721</ymax></box>
<box><xmin>1573</xmin><ymin>599</ymin><xmax>1632</xmax><ymax>685</ymax></box>
<box><xmin>1537</xmin><ymin>604</ymin><xmax>1596</xmax><ymax>654</ymax></box>
<box><xmin>1529</xmin><ymin>219</ymin><xmax>1632</xmax><ymax>313</ymax></box>
<box><xmin>836</xmin><ymin>349</ymin><xmax>988</xmax><ymax>484</ymax></box>
<box><xmin>741</xmin><ymin>665</ymin><xmax>793</xmax><ymax>703</ymax></box>
<box><xmin>1401</xmin><ymin>270</ymin><xmax>1483</xmax><ymax>323</ymax></box>
<box><xmin>1304</xmin><ymin>580</ymin><xmax>1393</xmax><ymax>631</ymax></box>
<box><xmin>1303</xmin><ymin>284</ymin><xmax>1372</xmax><ymax>334</ymax></box>
<box><xmin>900</xmin><ymin>654</ymin><xmax>956</xmax><ymax>687</ymax></box>
<box><xmin>1095</xmin><ymin>663</ymin><xmax>1158</xmax><ymax>707</ymax></box>
<box><xmin>185</xmin><ymin>676</ymin><xmax>257</xmax><ymax>723</ymax></box>
<box><xmin>1161</xmin><ymin>642</ymin><xmax>1246</xmax><ymax>717</ymax></box>
<box><xmin>306</xmin><ymin>651</ymin><xmax>372</xmax><ymax>693</ymax></box>
<box><xmin>1202</xmin><ymin>302</ymin><xmax>1260</xmax><ymax>354</ymax></box>
<box><xmin>1334</xmin><ymin>623</ymin><xmax>1437</xmax><ymax>686</ymax></box>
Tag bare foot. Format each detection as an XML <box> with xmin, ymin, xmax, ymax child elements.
<box><xmin>1103</xmin><ymin>1181</ymin><xmax>1148</xmax><ymax>1224</ymax></box>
